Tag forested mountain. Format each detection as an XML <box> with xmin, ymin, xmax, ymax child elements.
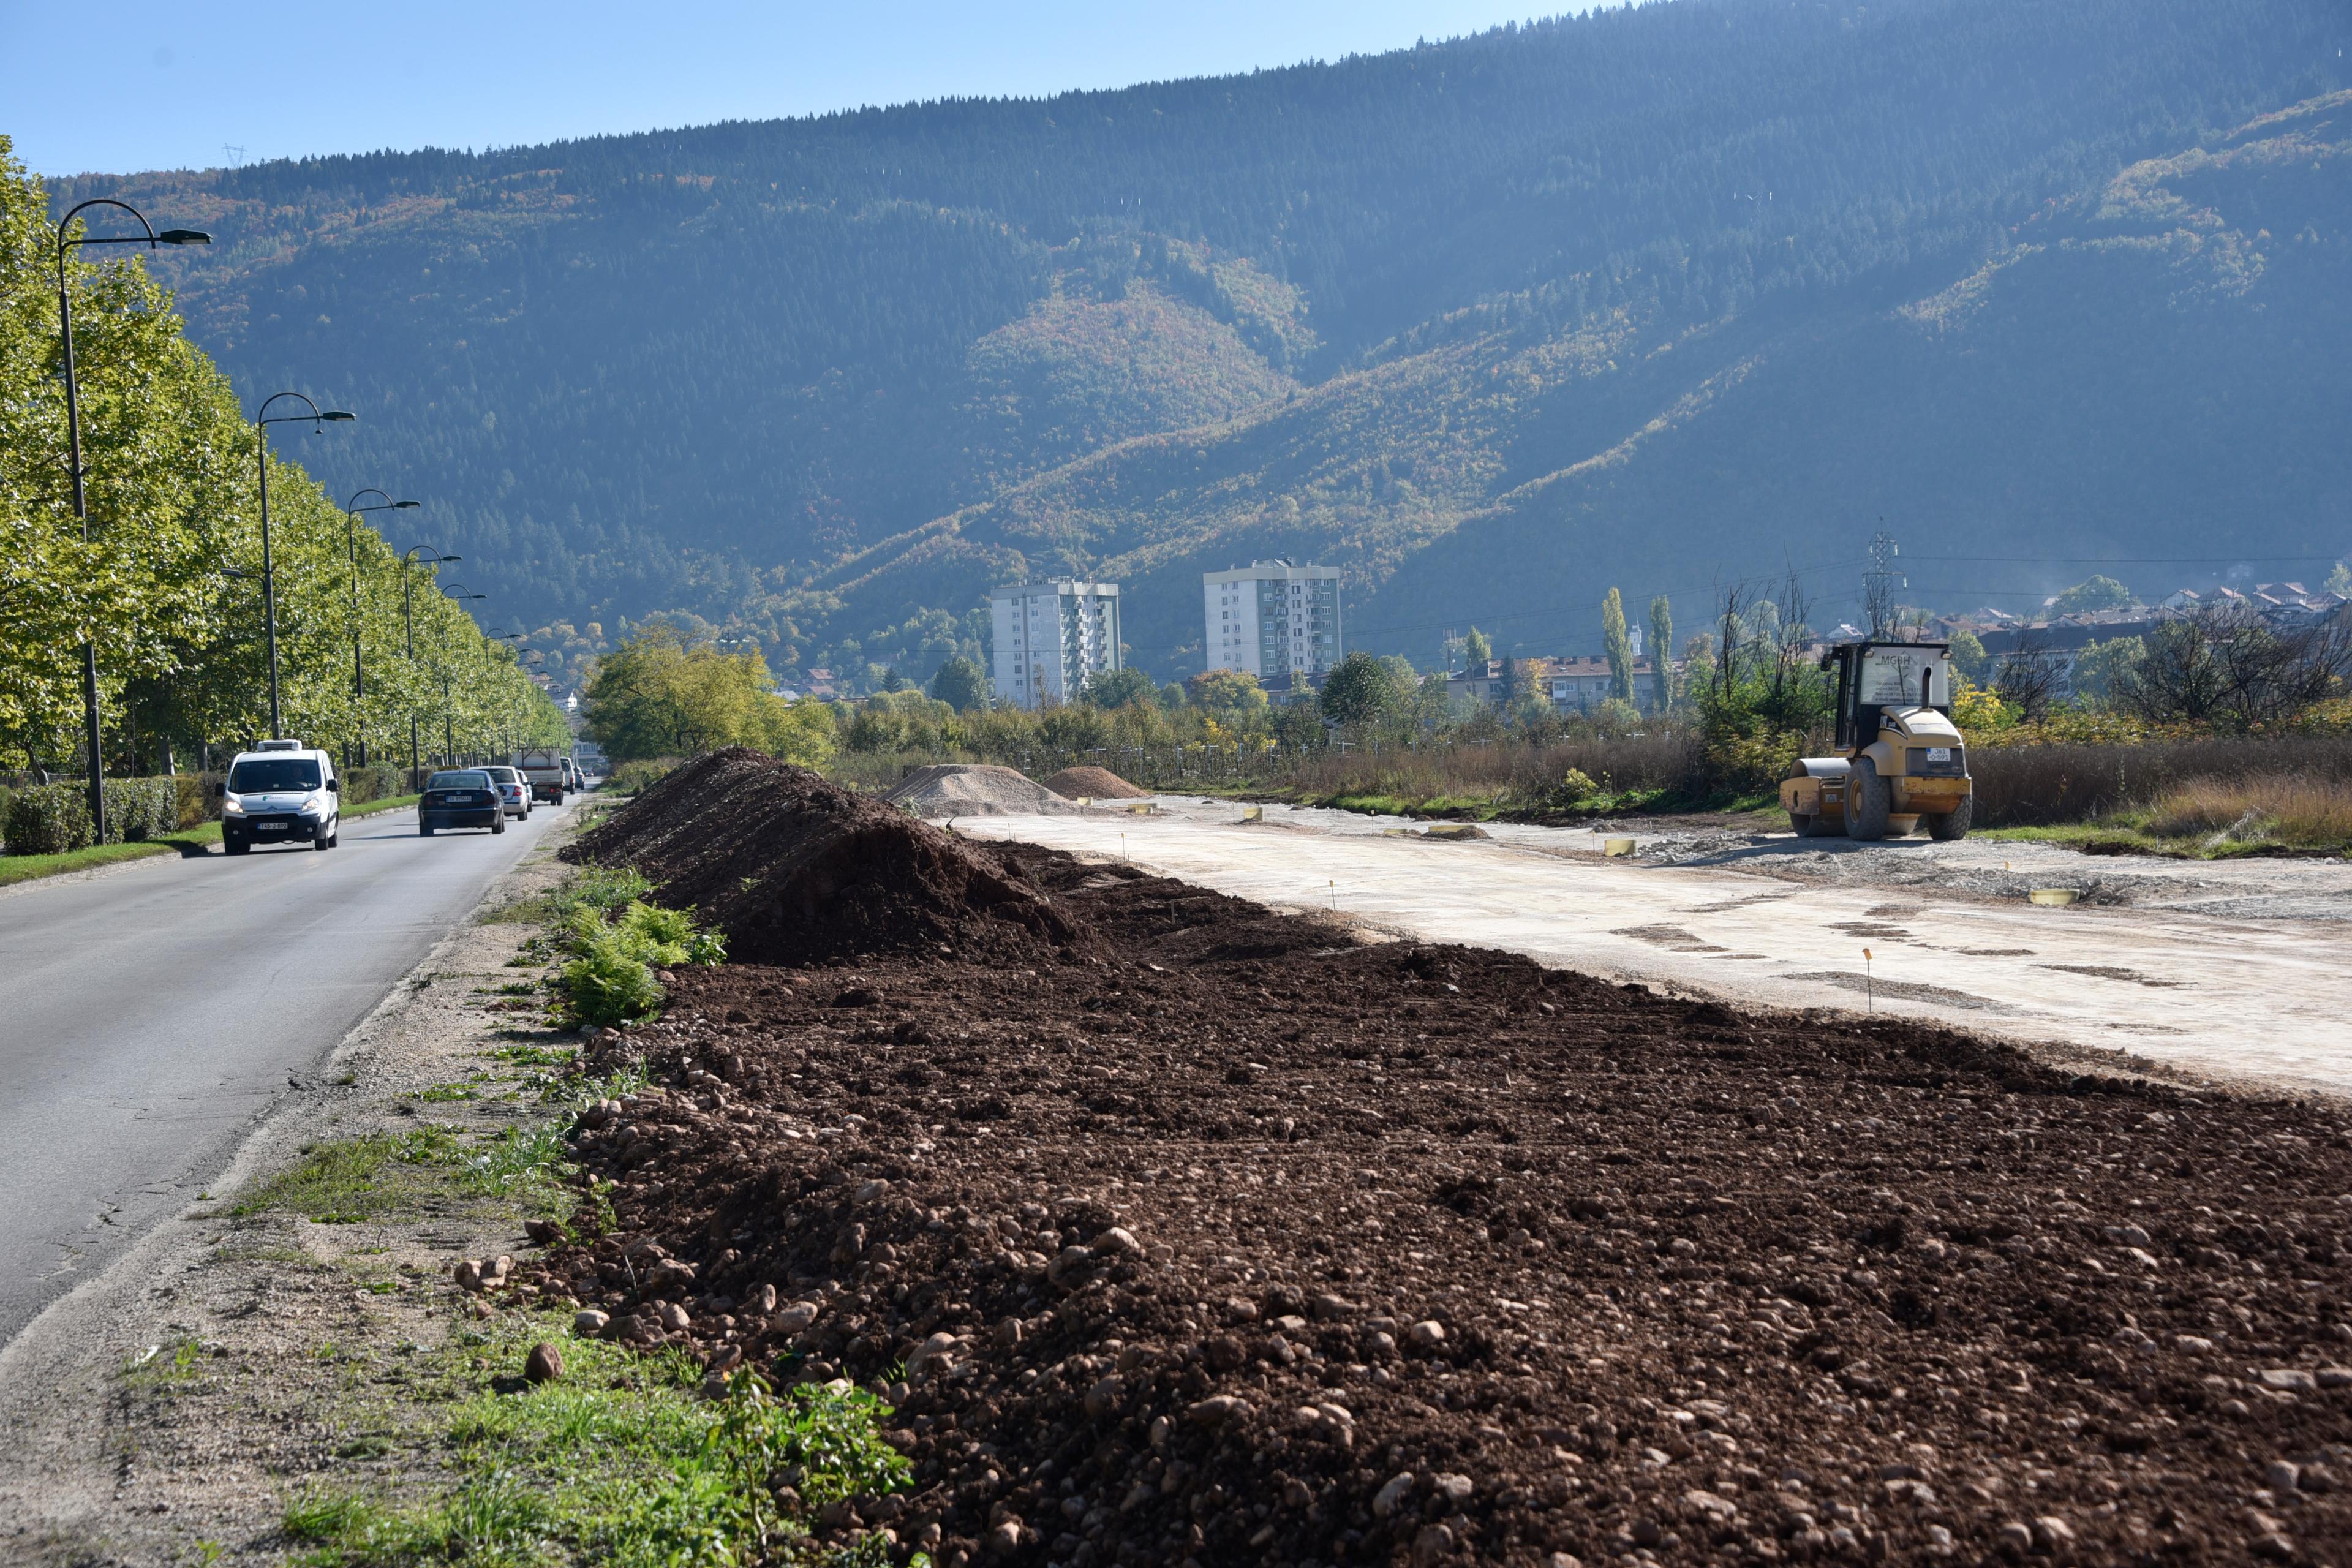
<box><xmin>52</xmin><ymin>0</ymin><xmax>2352</xmax><ymax>684</ymax></box>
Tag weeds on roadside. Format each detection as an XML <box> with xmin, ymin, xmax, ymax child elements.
<box><xmin>282</xmin><ymin>1320</ymin><xmax>918</xmax><ymax>1568</ymax></box>
<box><xmin>548</xmin><ymin>882</ymin><xmax>724</xmax><ymax>1029</ymax></box>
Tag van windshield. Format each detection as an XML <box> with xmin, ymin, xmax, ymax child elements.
<box><xmin>228</xmin><ymin>758</ymin><xmax>320</xmax><ymax>793</ymax></box>
<box><xmin>429</xmin><ymin>771</ymin><xmax>490</xmax><ymax>790</ymax></box>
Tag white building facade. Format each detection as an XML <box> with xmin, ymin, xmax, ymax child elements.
<box><xmin>1202</xmin><ymin>560</ymin><xmax>1343</xmax><ymax>684</ymax></box>
<box><xmin>990</xmin><ymin>579</ymin><xmax>1123</xmax><ymax>709</ymax></box>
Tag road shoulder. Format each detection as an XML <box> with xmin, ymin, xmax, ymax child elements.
<box><xmin>0</xmin><ymin>815</ymin><xmax>576</xmax><ymax>1564</ymax></box>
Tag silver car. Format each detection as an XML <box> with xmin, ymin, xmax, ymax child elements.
<box><xmin>483</xmin><ymin>764</ymin><xmax>533</xmax><ymax>820</ymax></box>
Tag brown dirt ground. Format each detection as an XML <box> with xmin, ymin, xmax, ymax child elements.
<box><xmin>1044</xmin><ymin>767</ymin><xmax>1152</xmax><ymax>801</ymax></box>
<box><xmin>524</xmin><ymin>766</ymin><xmax>2352</xmax><ymax>1568</ymax></box>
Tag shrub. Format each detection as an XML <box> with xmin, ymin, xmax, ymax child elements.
<box><xmin>561</xmin><ymin>945</ymin><xmax>665</xmax><ymax>1027</ymax></box>
<box><xmin>5</xmin><ymin>783</ymin><xmax>93</xmax><ymax>854</ymax></box>
<box><xmin>618</xmin><ymin>900</ymin><xmax>696</xmax><ymax>965</ymax></box>
<box><xmin>173</xmin><ymin>774</ymin><xmax>211</xmax><ymax>828</ymax></box>
<box><xmin>100</xmin><ymin>777</ymin><xmax>179</xmax><ymax>842</ymax></box>
<box><xmin>342</xmin><ymin>763</ymin><xmax>405</xmax><ymax>804</ymax></box>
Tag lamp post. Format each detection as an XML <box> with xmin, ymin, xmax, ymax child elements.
<box><xmin>252</xmin><ymin>393</ymin><xmax>355</xmax><ymax>737</ymax></box>
<box><xmin>400</xmin><ymin>546</ymin><xmax>461</xmax><ymax>785</ymax></box>
<box><xmin>53</xmin><ymin>199</ymin><xmax>210</xmax><ymax>841</ymax></box>
<box><xmin>440</xmin><ymin>582</ymin><xmax>485</xmax><ymax>764</ymax></box>
<box><xmin>342</xmin><ymin>489</ymin><xmax>418</xmax><ymax>765</ymax></box>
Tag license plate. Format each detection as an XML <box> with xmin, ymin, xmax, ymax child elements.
<box><xmin>1926</xmin><ymin>747</ymin><xmax>1952</xmax><ymax>763</ymax></box>
<box><xmin>258</xmin><ymin>822</ymin><xmax>287</xmax><ymax>832</ymax></box>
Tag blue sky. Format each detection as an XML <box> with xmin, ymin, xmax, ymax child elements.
<box><xmin>6</xmin><ymin>1</ymin><xmax>1574</xmax><ymax>177</ymax></box>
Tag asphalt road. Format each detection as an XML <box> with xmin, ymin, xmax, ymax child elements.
<box><xmin>0</xmin><ymin>798</ymin><xmax>570</xmax><ymax>1348</ymax></box>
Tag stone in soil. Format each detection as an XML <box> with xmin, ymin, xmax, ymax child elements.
<box><xmin>532</xmin><ymin>799</ymin><xmax>2352</xmax><ymax>1566</ymax></box>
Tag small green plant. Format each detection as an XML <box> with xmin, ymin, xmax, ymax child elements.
<box><xmin>285</xmin><ymin>1325</ymin><xmax>913</xmax><ymax>1567</ymax></box>
<box><xmin>561</xmin><ymin>944</ymin><xmax>666</xmax><ymax>1027</ymax></box>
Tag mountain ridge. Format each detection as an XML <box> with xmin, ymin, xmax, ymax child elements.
<box><xmin>50</xmin><ymin>0</ymin><xmax>2351</xmax><ymax>685</ymax></box>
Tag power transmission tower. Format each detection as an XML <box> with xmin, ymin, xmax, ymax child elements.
<box><xmin>1863</xmin><ymin>529</ymin><xmax>1904</xmax><ymax>638</ymax></box>
<box><xmin>222</xmin><ymin>144</ymin><xmax>246</xmax><ymax>167</ymax></box>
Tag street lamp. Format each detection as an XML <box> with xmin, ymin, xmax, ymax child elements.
<box><xmin>252</xmin><ymin>393</ymin><xmax>355</xmax><ymax>737</ymax></box>
<box><xmin>400</xmin><ymin>546</ymin><xmax>460</xmax><ymax>784</ymax></box>
<box><xmin>440</xmin><ymin>582</ymin><xmax>485</xmax><ymax>764</ymax></box>
<box><xmin>343</xmin><ymin>489</ymin><xmax>418</xmax><ymax>764</ymax></box>
<box><xmin>53</xmin><ymin>199</ymin><xmax>209</xmax><ymax>841</ymax></box>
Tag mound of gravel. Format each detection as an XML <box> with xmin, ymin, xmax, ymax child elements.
<box><xmin>1040</xmin><ymin>765</ymin><xmax>1150</xmax><ymax>800</ymax></box>
<box><xmin>564</xmin><ymin>748</ymin><xmax>1079</xmax><ymax>965</ymax></box>
<box><xmin>883</xmin><ymin>763</ymin><xmax>1076</xmax><ymax>817</ymax></box>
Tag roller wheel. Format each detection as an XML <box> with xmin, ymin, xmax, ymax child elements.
<box><xmin>1845</xmin><ymin>756</ymin><xmax>1890</xmax><ymax>842</ymax></box>
<box><xmin>1928</xmin><ymin>793</ymin><xmax>1975</xmax><ymax>842</ymax></box>
<box><xmin>1790</xmin><ymin>810</ymin><xmax>1829</xmax><ymax>838</ymax></box>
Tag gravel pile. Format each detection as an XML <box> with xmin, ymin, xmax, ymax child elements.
<box><xmin>886</xmin><ymin>764</ymin><xmax>1080</xmax><ymax>818</ymax></box>
<box><xmin>1042</xmin><ymin>766</ymin><xmax>1151</xmax><ymax>801</ymax></box>
<box><xmin>507</xmin><ymin>838</ymin><xmax>2352</xmax><ymax>1567</ymax></box>
<box><xmin>565</xmin><ymin>748</ymin><xmax>1079</xmax><ymax>966</ymax></box>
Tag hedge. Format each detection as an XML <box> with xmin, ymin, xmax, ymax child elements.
<box><xmin>344</xmin><ymin>763</ymin><xmax>405</xmax><ymax>804</ymax></box>
<box><xmin>3</xmin><ymin>777</ymin><xmax>183</xmax><ymax>854</ymax></box>
<box><xmin>5</xmin><ymin>783</ymin><xmax>92</xmax><ymax>854</ymax></box>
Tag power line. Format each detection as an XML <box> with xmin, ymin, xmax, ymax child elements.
<box><xmin>1907</xmin><ymin>554</ymin><xmax>2345</xmax><ymax>565</ymax></box>
<box><xmin>1345</xmin><ymin>557</ymin><xmax>1869</xmax><ymax>647</ymax></box>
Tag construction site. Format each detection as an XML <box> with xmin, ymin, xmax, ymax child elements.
<box><xmin>517</xmin><ymin>751</ymin><xmax>2352</xmax><ymax>1565</ymax></box>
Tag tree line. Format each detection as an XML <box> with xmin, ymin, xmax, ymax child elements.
<box><xmin>1</xmin><ymin>137</ymin><xmax>566</xmax><ymax>778</ymax></box>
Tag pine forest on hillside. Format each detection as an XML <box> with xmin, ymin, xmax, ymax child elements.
<box><xmin>45</xmin><ymin>0</ymin><xmax>2352</xmax><ymax>691</ymax></box>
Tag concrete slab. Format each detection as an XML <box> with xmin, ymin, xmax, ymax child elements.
<box><xmin>959</xmin><ymin>799</ymin><xmax>2352</xmax><ymax>1096</ymax></box>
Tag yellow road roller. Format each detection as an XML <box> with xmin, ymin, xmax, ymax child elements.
<box><xmin>1780</xmin><ymin>640</ymin><xmax>1972</xmax><ymax>842</ymax></box>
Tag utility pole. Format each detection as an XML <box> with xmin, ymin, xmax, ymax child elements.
<box><xmin>1863</xmin><ymin>528</ymin><xmax>1905</xmax><ymax>639</ymax></box>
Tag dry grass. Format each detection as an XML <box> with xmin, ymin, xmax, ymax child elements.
<box><xmin>2141</xmin><ymin>773</ymin><xmax>2352</xmax><ymax>849</ymax></box>
<box><xmin>1970</xmin><ymin>734</ymin><xmax>2352</xmax><ymax>829</ymax></box>
<box><xmin>1274</xmin><ymin>731</ymin><xmax>1703</xmax><ymax>810</ymax></box>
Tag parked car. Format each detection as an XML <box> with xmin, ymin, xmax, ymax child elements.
<box><xmin>217</xmin><ymin>739</ymin><xmax>340</xmax><ymax>854</ymax></box>
<box><xmin>561</xmin><ymin>756</ymin><xmax>582</xmax><ymax>793</ymax></box>
<box><xmin>418</xmin><ymin>769</ymin><xmax>504</xmax><ymax>836</ymax></box>
<box><xmin>483</xmin><ymin>764</ymin><xmax>533</xmax><ymax>820</ymax></box>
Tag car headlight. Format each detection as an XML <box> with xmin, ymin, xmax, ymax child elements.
<box><xmin>222</xmin><ymin>794</ymin><xmax>245</xmax><ymax>816</ymax></box>
<box><xmin>300</xmin><ymin>793</ymin><xmax>326</xmax><ymax>816</ymax></box>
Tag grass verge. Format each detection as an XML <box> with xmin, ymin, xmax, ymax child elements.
<box><xmin>282</xmin><ymin>1318</ymin><xmax>915</xmax><ymax>1568</ymax></box>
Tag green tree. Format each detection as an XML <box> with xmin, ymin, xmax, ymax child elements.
<box><xmin>0</xmin><ymin>137</ymin><xmax>564</xmax><ymax>775</ymax></box>
<box><xmin>2049</xmin><ymin>575</ymin><xmax>2135</xmax><ymax>616</ymax></box>
<box><xmin>2325</xmin><ymin>561</ymin><xmax>2351</xmax><ymax>597</ymax></box>
<box><xmin>2069</xmin><ymin>635</ymin><xmax>2146</xmax><ymax>706</ymax></box>
<box><xmin>1646</xmin><ymin>595</ymin><xmax>1674</xmax><ymax>712</ymax></box>
<box><xmin>1081</xmin><ymin>665</ymin><xmax>1156</xmax><ymax>709</ymax></box>
<box><xmin>1186</xmin><ymin>668</ymin><xmax>1267</xmax><ymax>712</ymax></box>
<box><xmin>1319</xmin><ymin>652</ymin><xmax>1404</xmax><ymax>726</ymax></box>
<box><xmin>928</xmin><ymin>655</ymin><xmax>988</xmax><ymax>712</ymax></box>
<box><xmin>586</xmin><ymin>625</ymin><xmax>820</xmax><ymax>761</ymax></box>
<box><xmin>1947</xmin><ymin>628</ymin><xmax>1989</xmax><ymax>682</ymax></box>
<box><xmin>1463</xmin><ymin>627</ymin><xmax>1492</xmax><ymax>667</ymax></box>
<box><xmin>1601</xmin><ymin>587</ymin><xmax>1634</xmax><ymax>701</ymax></box>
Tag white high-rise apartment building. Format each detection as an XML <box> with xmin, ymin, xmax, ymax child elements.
<box><xmin>990</xmin><ymin>579</ymin><xmax>1122</xmax><ymax>709</ymax></box>
<box><xmin>1202</xmin><ymin>560</ymin><xmax>1343</xmax><ymax>683</ymax></box>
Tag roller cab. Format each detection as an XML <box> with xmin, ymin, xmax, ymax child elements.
<box><xmin>1779</xmin><ymin>641</ymin><xmax>1973</xmax><ymax>842</ymax></box>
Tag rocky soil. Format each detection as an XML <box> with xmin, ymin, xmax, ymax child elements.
<box><xmin>513</xmin><ymin>758</ymin><xmax>2352</xmax><ymax>1568</ymax></box>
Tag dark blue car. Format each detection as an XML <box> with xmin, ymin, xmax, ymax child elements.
<box><xmin>419</xmin><ymin>769</ymin><xmax>505</xmax><ymax>836</ymax></box>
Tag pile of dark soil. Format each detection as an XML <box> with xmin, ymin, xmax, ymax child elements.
<box><xmin>565</xmin><ymin>748</ymin><xmax>1079</xmax><ymax>966</ymax></box>
<box><xmin>1042</xmin><ymin>766</ymin><xmax>1151</xmax><ymax>801</ymax></box>
<box><xmin>524</xmin><ymin>845</ymin><xmax>2352</xmax><ymax>1567</ymax></box>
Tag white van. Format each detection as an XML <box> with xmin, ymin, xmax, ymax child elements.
<box><xmin>217</xmin><ymin>739</ymin><xmax>341</xmax><ymax>854</ymax></box>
